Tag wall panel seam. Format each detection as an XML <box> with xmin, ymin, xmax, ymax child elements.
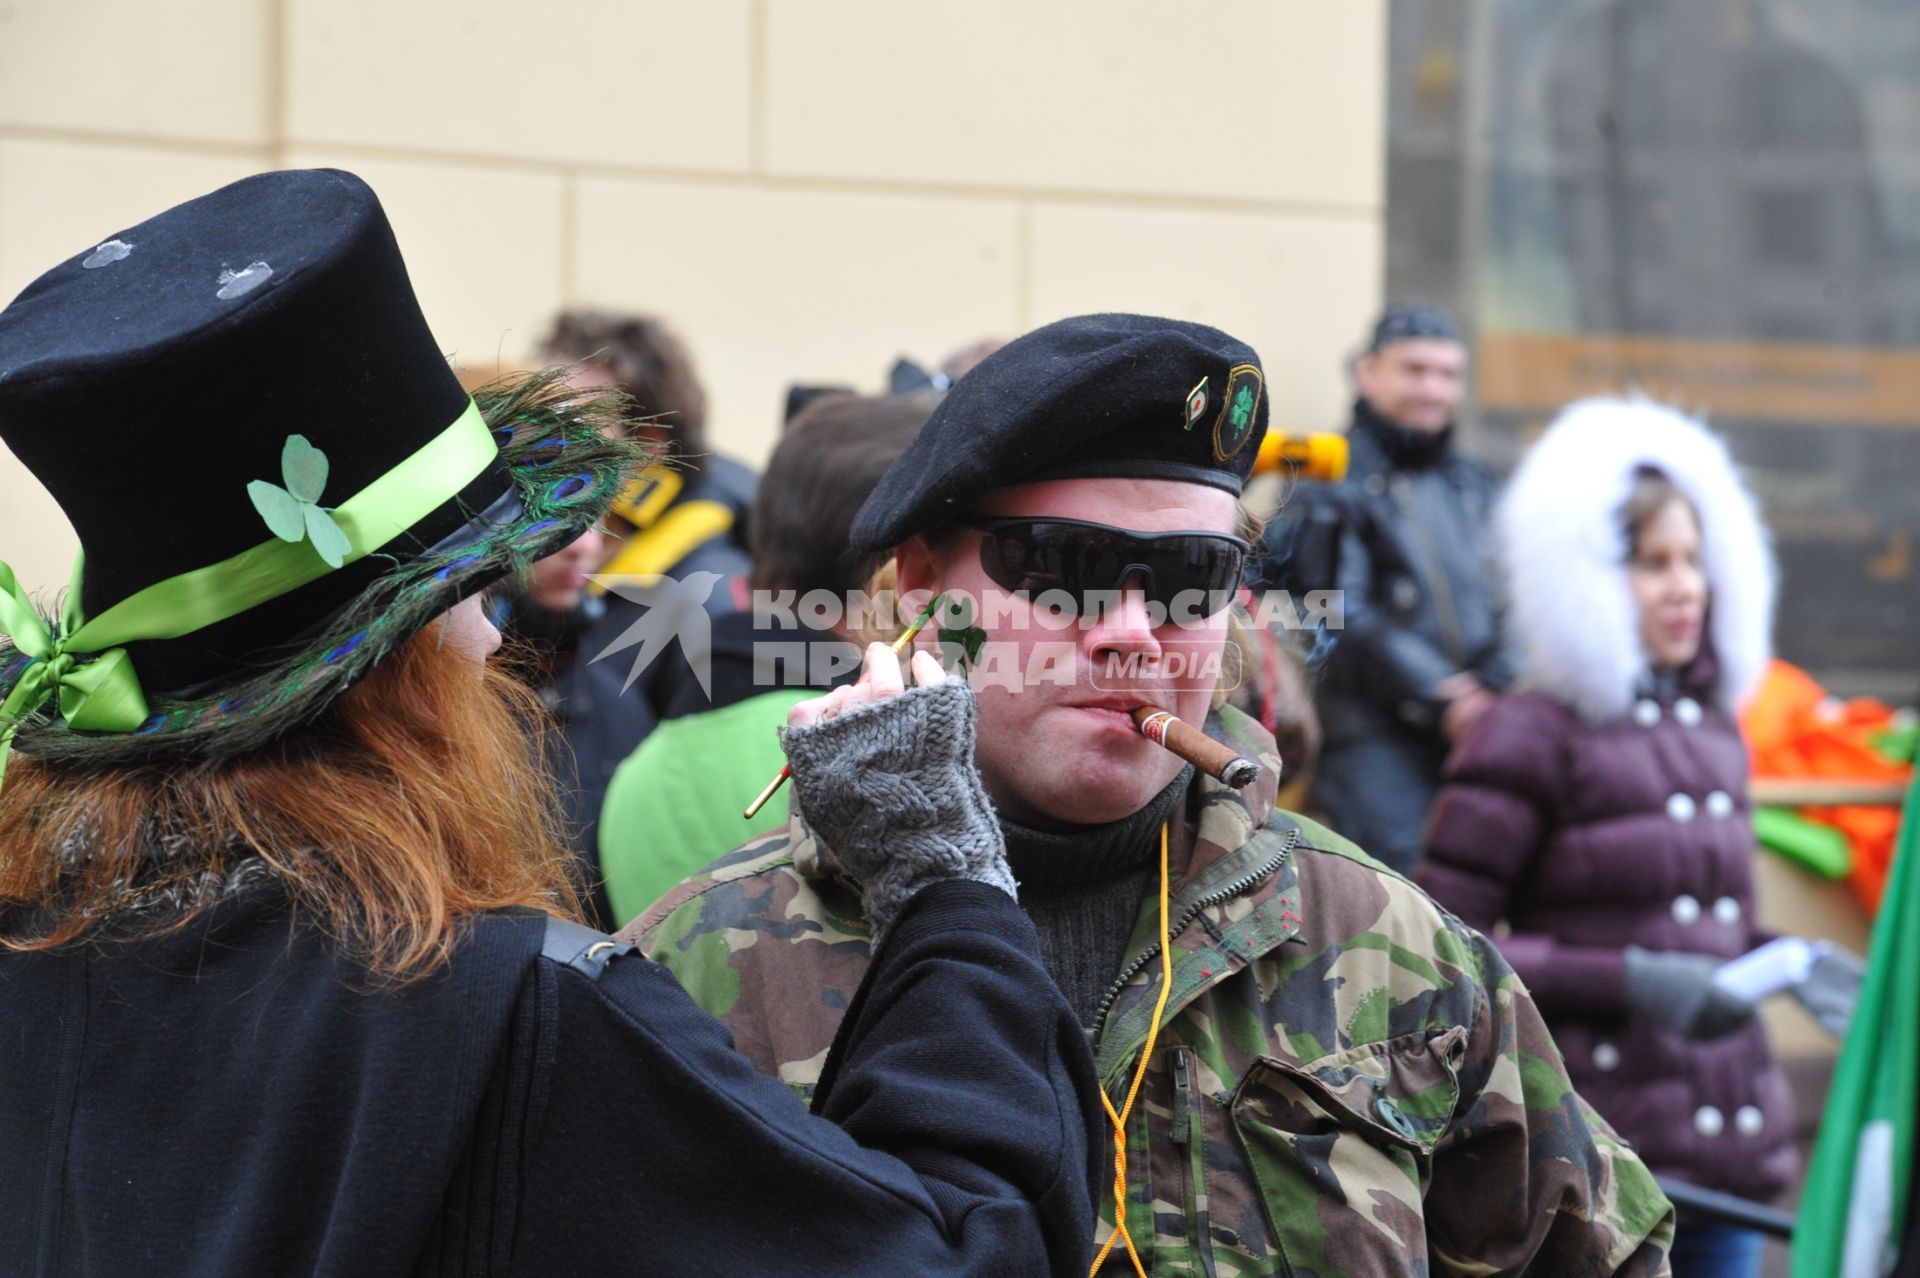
<box><xmin>0</xmin><ymin>125</ymin><xmax>274</xmax><ymax>163</ymax></box>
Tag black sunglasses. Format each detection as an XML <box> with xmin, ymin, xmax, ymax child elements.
<box><xmin>956</xmin><ymin>517</ymin><xmax>1249</xmax><ymax>619</ymax></box>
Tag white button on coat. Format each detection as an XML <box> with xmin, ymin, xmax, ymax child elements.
<box><xmin>1593</xmin><ymin>1042</ymin><xmax>1621</xmax><ymax>1072</ymax></box>
<box><xmin>1694</xmin><ymin>1105</ymin><xmax>1725</xmax><ymax>1137</ymax></box>
<box><xmin>1672</xmin><ymin>895</ymin><xmax>1702</xmax><ymax>925</ymax></box>
<box><xmin>1633</xmin><ymin>699</ymin><xmax>1661</xmax><ymax>727</ymax></box>
<box><xmin>1706</xmin><ymin>790</ymin><xmax>1735</xmax><ymax>819</ymax></box>
<box><xmin>1667</xmin><ymin>793</ymin><xmax>1698</xmax><ymax>822</ymax></box>
<box><xmin>1735</xmin><ymin>1105</ymin><xmax>1765</xmax><ymax>1137</ymax></box>
<box><xmin>1714</xmin><ymin>896</ymin><xmax>1742</xmax><ymax>926</ymax></box>
<box><xmin>1675</xmin><ymin>698</ymin><xmax>1703</xmax><ymax>726</ymax></box>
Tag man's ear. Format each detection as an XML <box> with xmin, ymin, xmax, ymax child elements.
<box><xmin>894</xmin><ymin>534</ymin><xmax>939</xmax><ymax>598</ymax></box>
<box><xmin>1350</xmin><ymin>350</ymin><xmax>1373</xmax><ymax>388</ymax></box>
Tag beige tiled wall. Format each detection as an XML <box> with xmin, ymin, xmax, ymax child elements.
<box><xmin>0</xmin><ymin>0</ymin><xmax>1384</xmax><ymax>594</ymax></box>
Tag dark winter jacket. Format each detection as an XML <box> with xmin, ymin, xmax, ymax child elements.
<box><xmin>1417</xmin><ymin>674</ymin><xmax>1795</xmax><ymax>1200</ymax></box>
<box><xmin>0</xmin><ymin>881</ymin><xmax>1101</xmax><ymax>1277</ymax></box>
<box><xmin>1301</xmin><ymin>399</ymin><xmax>1511</xmax><ymax>744</ymax></box>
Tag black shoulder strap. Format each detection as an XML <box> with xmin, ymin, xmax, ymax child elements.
<box><xmin>540</xmin><ymin>915</ymin><xmax>638</xmax><ymax>983</ymax></box>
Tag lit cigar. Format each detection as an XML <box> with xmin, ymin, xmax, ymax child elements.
<box><xmin>742</xmin><ymin>593</ymin><xmax>947</xmax><ymax>819</ymax></box>
<box><xmin>1132</xmin><ymin>707</ymin><xmax>1262</xmax><ymax>790</ymax></box>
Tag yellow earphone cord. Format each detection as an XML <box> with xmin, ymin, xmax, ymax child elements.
<box><xmin>1089</xmin><ymin>821</ymin><xmax>1175</xmax><ymax>1278</ymax></box>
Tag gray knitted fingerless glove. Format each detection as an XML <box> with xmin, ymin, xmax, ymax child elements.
<box><xmin>781</xmin><ymin>678</ymin><xmax>1016</xmax><ymax>940</ymax></box>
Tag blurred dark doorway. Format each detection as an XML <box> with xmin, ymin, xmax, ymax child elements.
<box><xmin>1390</xmin><ymin>0</ymin><xmax>1920</xmax><ymax>698</ymax></box>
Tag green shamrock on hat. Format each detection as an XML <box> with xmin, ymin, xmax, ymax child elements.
<box><xmin>248</xmin><ymin>435</ymin><xmax>352</xmax><ymax>568</ymax></box>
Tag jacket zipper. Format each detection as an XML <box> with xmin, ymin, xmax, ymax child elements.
<box><xmin>1091</xmin><ymin>830</ymin><xmax>1299</xmax><ymax>1030</ymax></box>
<box><xmin>1168</xmin><ymin>1047</ymin><xmax>1221</xmax><ymax>1278</ymax></box>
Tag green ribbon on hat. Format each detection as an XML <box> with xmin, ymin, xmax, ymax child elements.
<box><xmin>0</xmin><ymin>398</ymin><xmax>499</xmax><ymax>784</ymax></box>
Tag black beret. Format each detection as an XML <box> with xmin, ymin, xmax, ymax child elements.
<box><xmin>851</xmin><ymin>313</ymin><xmax>1267</xmax><ymax>550</ymax></box>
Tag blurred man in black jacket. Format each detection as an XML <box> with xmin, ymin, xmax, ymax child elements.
<box><xmin>1274</xmin><ymin>305</ymin><xmax>1510</xmax><ymax>873</ymax></box>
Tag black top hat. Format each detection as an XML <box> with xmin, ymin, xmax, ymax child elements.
<box><xmin>851</xmin><ymin>313</ymin><xmax>1268</xmax><ymax>550</ymax></box>
<box><xmin>0</xmin><ymin>169</ymin><xmax>636</xmax><ymax>767</ymax></box>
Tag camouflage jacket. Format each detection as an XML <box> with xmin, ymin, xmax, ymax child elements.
<box><xmin>625</xmin><ymin>707</ymin><xmax>1674</xmax><ymax>1277</ymax></box>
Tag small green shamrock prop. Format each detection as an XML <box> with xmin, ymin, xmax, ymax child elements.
<box><xmin>248</xmin><ymin>435</ymin><xmax>352</xmax><ymax>568</ymax></box>
<box><xmin>937</xmin><ymin>595</ymin><xmax>989</xmax><ymax>672</ymax></box>
<box><xmin>1228</xmin><ymin>383</ymin><xmax>1256</xmax><ymax>432</ymax></box>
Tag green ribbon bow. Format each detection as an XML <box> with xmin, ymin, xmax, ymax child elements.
<box><xmin>0</xmin><ymin>399</ymin><xmax>498</xmax><ymax>787</ymax></box>
<box><xmin>0</xmin><ymin>557</ymin><xmax>150</xmax><ymax>786</ymax></box>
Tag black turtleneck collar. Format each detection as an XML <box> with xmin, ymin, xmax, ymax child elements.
<box><xmin>1002</xmin><ymin>766</ymin><xmax>1193</xmax><ymax>889</ymax></box>
<box><xmin>1351</xmin><ymin>396</ymin><xmax>1455</xmax><ymax>471</ymax></box>
<box><xmin>1000</xmin><ymin>767</ymin><xmax>1195</xmax><ymax>1029</ymax></box>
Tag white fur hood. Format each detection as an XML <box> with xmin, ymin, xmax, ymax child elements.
<box><xmin>1497</xmin><ymin>397</ymin><xmax>1775</xmax><ymax>724</ymax></box>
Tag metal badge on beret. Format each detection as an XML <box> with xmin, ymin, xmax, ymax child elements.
<box><xmin>1184</xmin><ymin>377</ymin><xmax>1211</xmax><ymax>430</ymax></box>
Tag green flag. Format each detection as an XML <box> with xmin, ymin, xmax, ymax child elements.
<box><xmin>1792</xmin><ymin>768</ymin><xmax>1920</xmax><ymax>1277</ymax></box>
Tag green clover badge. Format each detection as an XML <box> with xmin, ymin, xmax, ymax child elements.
<box><xmin>1212</xmin><ymin>363</ymin><xmax>1264</xmax><ymax>462</ymax></box>
<box><xmin>1228</xmin><ymin>383</ymin><xmax>1256</xmax><ymax>432</ymax></box>
<box><xmin>248</xmin><ymin>435</ymin><xmax>352</xmax><ymax>568</ymax></box>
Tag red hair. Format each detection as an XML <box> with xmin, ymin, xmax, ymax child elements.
<box><xmin>0</xmin><ymin>624</ymin><xmax>579</xmax><ymax>981</ymax></box>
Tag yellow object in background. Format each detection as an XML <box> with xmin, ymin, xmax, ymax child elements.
<box><xmin>1253</xmin><ymin>431</ymin><xmax>1349</xmax><ymax>483</ymax></box>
